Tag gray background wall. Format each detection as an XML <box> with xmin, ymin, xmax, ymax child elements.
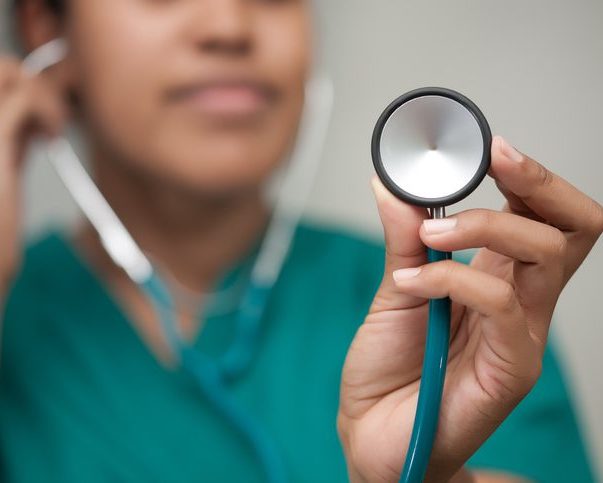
<box><xmin>2</xmin><ymin>0</ymin><xmax>602</xmax><ymax>478</ymax></box>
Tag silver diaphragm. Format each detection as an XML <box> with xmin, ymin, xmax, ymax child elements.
<box><xmin>372</xmin><ymin>87</ymin><xmax>491</xmax><ymax>207</ymax></box>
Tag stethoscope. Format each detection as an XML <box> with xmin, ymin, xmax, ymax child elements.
<box><xmin>23</xmin><ymin>39</ymin><xmax>334</xmax><ymax>483</ymax></box>
<box><xmin>372</xmin><ymin>87</ymin><xmax>492</xmax><ymax>483</ymax></box>
<box><xmin>24</xmin><ymin>39</ymin><xmax>492</xmax><ymax>483</ymax></box>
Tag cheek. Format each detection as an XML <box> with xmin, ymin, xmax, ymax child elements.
<box><xmin>66</xmin><ymin>2</ymin><xmax>311</xmax><ymax>194</ymax></box>
<box><xmin>67</xmin><ymin>4</ymin><xmax>176</xmax><ymax>168</ymax></box>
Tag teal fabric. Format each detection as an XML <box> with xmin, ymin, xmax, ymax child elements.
<box><xmin>0</xmin><ymin>222</ymin><xmax>595</xmax><ymax>482</ymax></box>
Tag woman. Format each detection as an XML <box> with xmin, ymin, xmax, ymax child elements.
<box><xmin>1</xmin><ymin>0</ymin><xmax>601</xmax><ymax>482</ymax></box>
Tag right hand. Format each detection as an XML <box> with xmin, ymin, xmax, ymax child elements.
<box><xmin>0</xmin><ymin>55</ymin><xmax>66</xmax><ymax>297</ymax></box>
<box><xmin>338</xmin><ymin>137</ymin><xmax>603</xmax><ymax>482</ymax></box>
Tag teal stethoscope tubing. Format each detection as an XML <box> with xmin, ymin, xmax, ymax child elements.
<box><xmin>24</xmin><ymin>38</ymin><xmax>453</xmax><ymax>482</ymax></box>
<box><xmin>23</xmin><ymin>38</ymin><xmax>334</xmax><ymax>483</ymax></box>
<box><xmin>144</xmin><ymin>243</ymin><xmax>453</xmax><ymax>483</ymax></box>
<box><xmin>142</xmin><ymin>273</ymin><xmax>288</xmax><ymax>483</ymax></box>
<box><xmin>400</xmin><ymin>247</ymin><xmax>451</xmax><ymax>483</ymax></box>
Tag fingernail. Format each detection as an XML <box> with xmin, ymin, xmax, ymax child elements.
<box><xmin>393</xmin><ymin>267</ymin><xmax>422</xmax><ymax>282</ymax></box>
<box><xmin>423</xmin><ymin>218</ymin><xmax>457</xmax><ymax>234</ymax></box>
<box><xmin>498</xmin><ymin>136</ymin><xmax>523</xmax><ymax>163</ymax></box>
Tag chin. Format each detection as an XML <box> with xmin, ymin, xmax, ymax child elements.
<box><xmin>109</xmin><ymin>126</ymin><xmax>290</xmax><ymax>197</ymax></box>
<box><xmin>146</xmin><ymin>150</ymin><xmax>277</xmax><ymax>197</ymax></box>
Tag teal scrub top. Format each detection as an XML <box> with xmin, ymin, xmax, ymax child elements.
<box><xmin>0</xmin><ymin>222</ymin><xmax>595</xmax><ymax>482</ymax></box>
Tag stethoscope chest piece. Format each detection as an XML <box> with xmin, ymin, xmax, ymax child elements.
<box><xmin>372</xmin><ymin>87</ymin><xmax>492</xmax><ymax>208</ymax></box>
<box><xmin>371</xmin><ymin>87</ymin><xmax>492</xmax><ymax>483</ymax></box>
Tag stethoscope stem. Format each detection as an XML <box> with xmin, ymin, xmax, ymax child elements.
<box><xmin>430</xmin><ymin>206</ymin><xmax>446</xmax><ymax>219</ymax></box>
<box><xmin>372</xmin><ymin>86</ymin><xmax>491</xmax><ymax>483</ymax></box>
<box><xmin>399</xmin><ymin>209</ymin><xmax>451</xmax><ymax>483</ymax></box>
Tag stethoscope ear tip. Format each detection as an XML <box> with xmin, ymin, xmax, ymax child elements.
<box><xmin>22</xmin><ymin>38</ymin><xmax>68</xmax><ymax>77</ymax></box>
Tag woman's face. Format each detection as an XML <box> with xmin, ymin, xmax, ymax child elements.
<box><xmin>59</xmin><ymin>0</ymin><xmax>312</xmax><ymax>196</ymax></box>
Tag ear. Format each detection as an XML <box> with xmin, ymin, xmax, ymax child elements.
<box><xmin>16</xmin><ymin>0</ymin><xmax>77</xmax><ymax>98</ymax></box>
<box><xmin>16</xmin><ymin>0</ymin><xmax>63</xmax><ymax>53</ymax></box>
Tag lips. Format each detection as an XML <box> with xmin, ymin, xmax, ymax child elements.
<box><xmin>167</xmin><ymin>79</ymin><xmax>278</xmax><ymax>119</ymax></box>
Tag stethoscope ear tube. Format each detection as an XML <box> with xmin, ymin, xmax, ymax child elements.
<box><xmin>24</xmin><ymin>38</ymin><xmax>335</xmax><ymax>483</ymax></box>
<box><xmin>23</xmin><ymin>39</ymin><xmax>155</xmax><ymax>284</ymax></box>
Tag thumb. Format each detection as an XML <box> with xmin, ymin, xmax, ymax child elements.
<box><xmin>370</xmin><ymin>175</ymin><xmax>429</xmax><ymax>313</ymax></box>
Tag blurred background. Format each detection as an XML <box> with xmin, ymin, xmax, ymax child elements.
<box><xmin>1</xmin><ymin>0</ymin><xmax>602</xmax><ymax>478</ymax></box>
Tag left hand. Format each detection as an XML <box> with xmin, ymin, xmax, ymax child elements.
<box><xmin>337</xmin><ymin>135</ymin><xmax>603</xmax><ymax>482</ymax></box>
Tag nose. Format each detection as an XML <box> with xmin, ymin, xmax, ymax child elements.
<box><xmin>187</xmin><ymin>0</ymin><xmax>253</xmax><ymax>57</ymax></box>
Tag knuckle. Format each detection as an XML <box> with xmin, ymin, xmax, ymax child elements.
<box><xmin>534</xmin><ymin>161</ymin><xmax>554</xmax><ymax>188</ymax></box>
<box><xmin>471</xmin><ymin>209</ymin><xmax>493</xmax><ymax>236</ymax></box>
<box><xmin>437</xmin><ymin>259</ymin><xmax>458</xmax><ymax>283</ymax></box>
<box><xmin>587</xmin><ymin>201</ymin><xmax>603</xmax><ymax>238</ymax></box>
<box><xmin>495</xmin><ymin>282</ymin><xmax>517</xmax><ymax>314</ymax></box>
<box><xmin>546</xmin><ymin>228</ymin><xmax>568</xmax><ymax>260</ymax></box>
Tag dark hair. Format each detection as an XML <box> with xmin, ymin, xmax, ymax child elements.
<box><xmin>14</xmin><ymin>0</ymin><xmax>64</xmax><ymax>14</ymax></box>
<box><xmin>46</xmin><ymin>0</ymin><xmax>64</xmax><ymax>13</ymax></box>
<box><xmin>10</xmin><ymin>0</ymin><xmax>64</xmax><ymax>53</ymax></box>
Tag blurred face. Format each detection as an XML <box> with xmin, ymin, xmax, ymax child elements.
<box><xmin>59</xmin><ymin>0</ymin><xmax>312</xmax><ymax>195</ymax></box>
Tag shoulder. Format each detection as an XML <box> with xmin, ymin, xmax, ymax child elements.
<box><xmin>4</xmin><ymin>230</ymin><xmax>65</xmax><ymax>313</ymax></box>
<box><xmin>271</xmin><ymin>219</ymin><xmax>385</xmax><ymax>323</ymax></box>
<box><xmin>1</xmin><ymin>229</ymin><xmax>88</xmax><ymax>364</ymax></box>
<box><xmin>290</xmin><ymin>219</ymin><xmax>385</xmax><ymax>290</ymax></box>
<box><xmin>292</xmin><ymin>218</ymin><xmax>384</xmax><ymax>272</ymax></box>
<box><xmin>294</xmin><ymin>219</ymin><xmax>383</xmax><ymax>251</ymax></box>
<box><xmin>4</xmin><ymin>229</ymin><xmax>77</xmax><ymax>307</ymax></box>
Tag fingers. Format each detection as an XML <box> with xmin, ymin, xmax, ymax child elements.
<box><xmin>419</xmin><ymin>208</ymin><xmax>567</xmax><ymax>331</ymax></box>
<box><xmin>369</xmin><ymin>176</ymin><xmax>429</xmax><ymax>313</ymax></box>
<box><xmin>0</xmin><ymin>56</ymin><xmax>66</xmax><ymax>290</ymax></box>
<box><xmin>489</xmin><ymin>135</ymin><xmax>603</xmax><ymax>239</ymax></box>
<box><xmin>0</xmin><ymin>76</ymin><xmax>66</xmax><ymax>143</ymax></box>
<box><xmin>0</xmin><ymin>54</ymin><xmax>69</xmax><ymax>167</ymax></box>
<box><xmin>392</xmin><ymin>260</ymin><xmax>541</xmax><ymax>367</ymax></box>
<box><xmin>489</xmin><ymin>135</ymin><xmax>603</xmax><ymax>275</ymax></box>
<box><xmin>419</xmin><ymin>209</ymin><xmax>567</xmax><ymax>268</ymax></box>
